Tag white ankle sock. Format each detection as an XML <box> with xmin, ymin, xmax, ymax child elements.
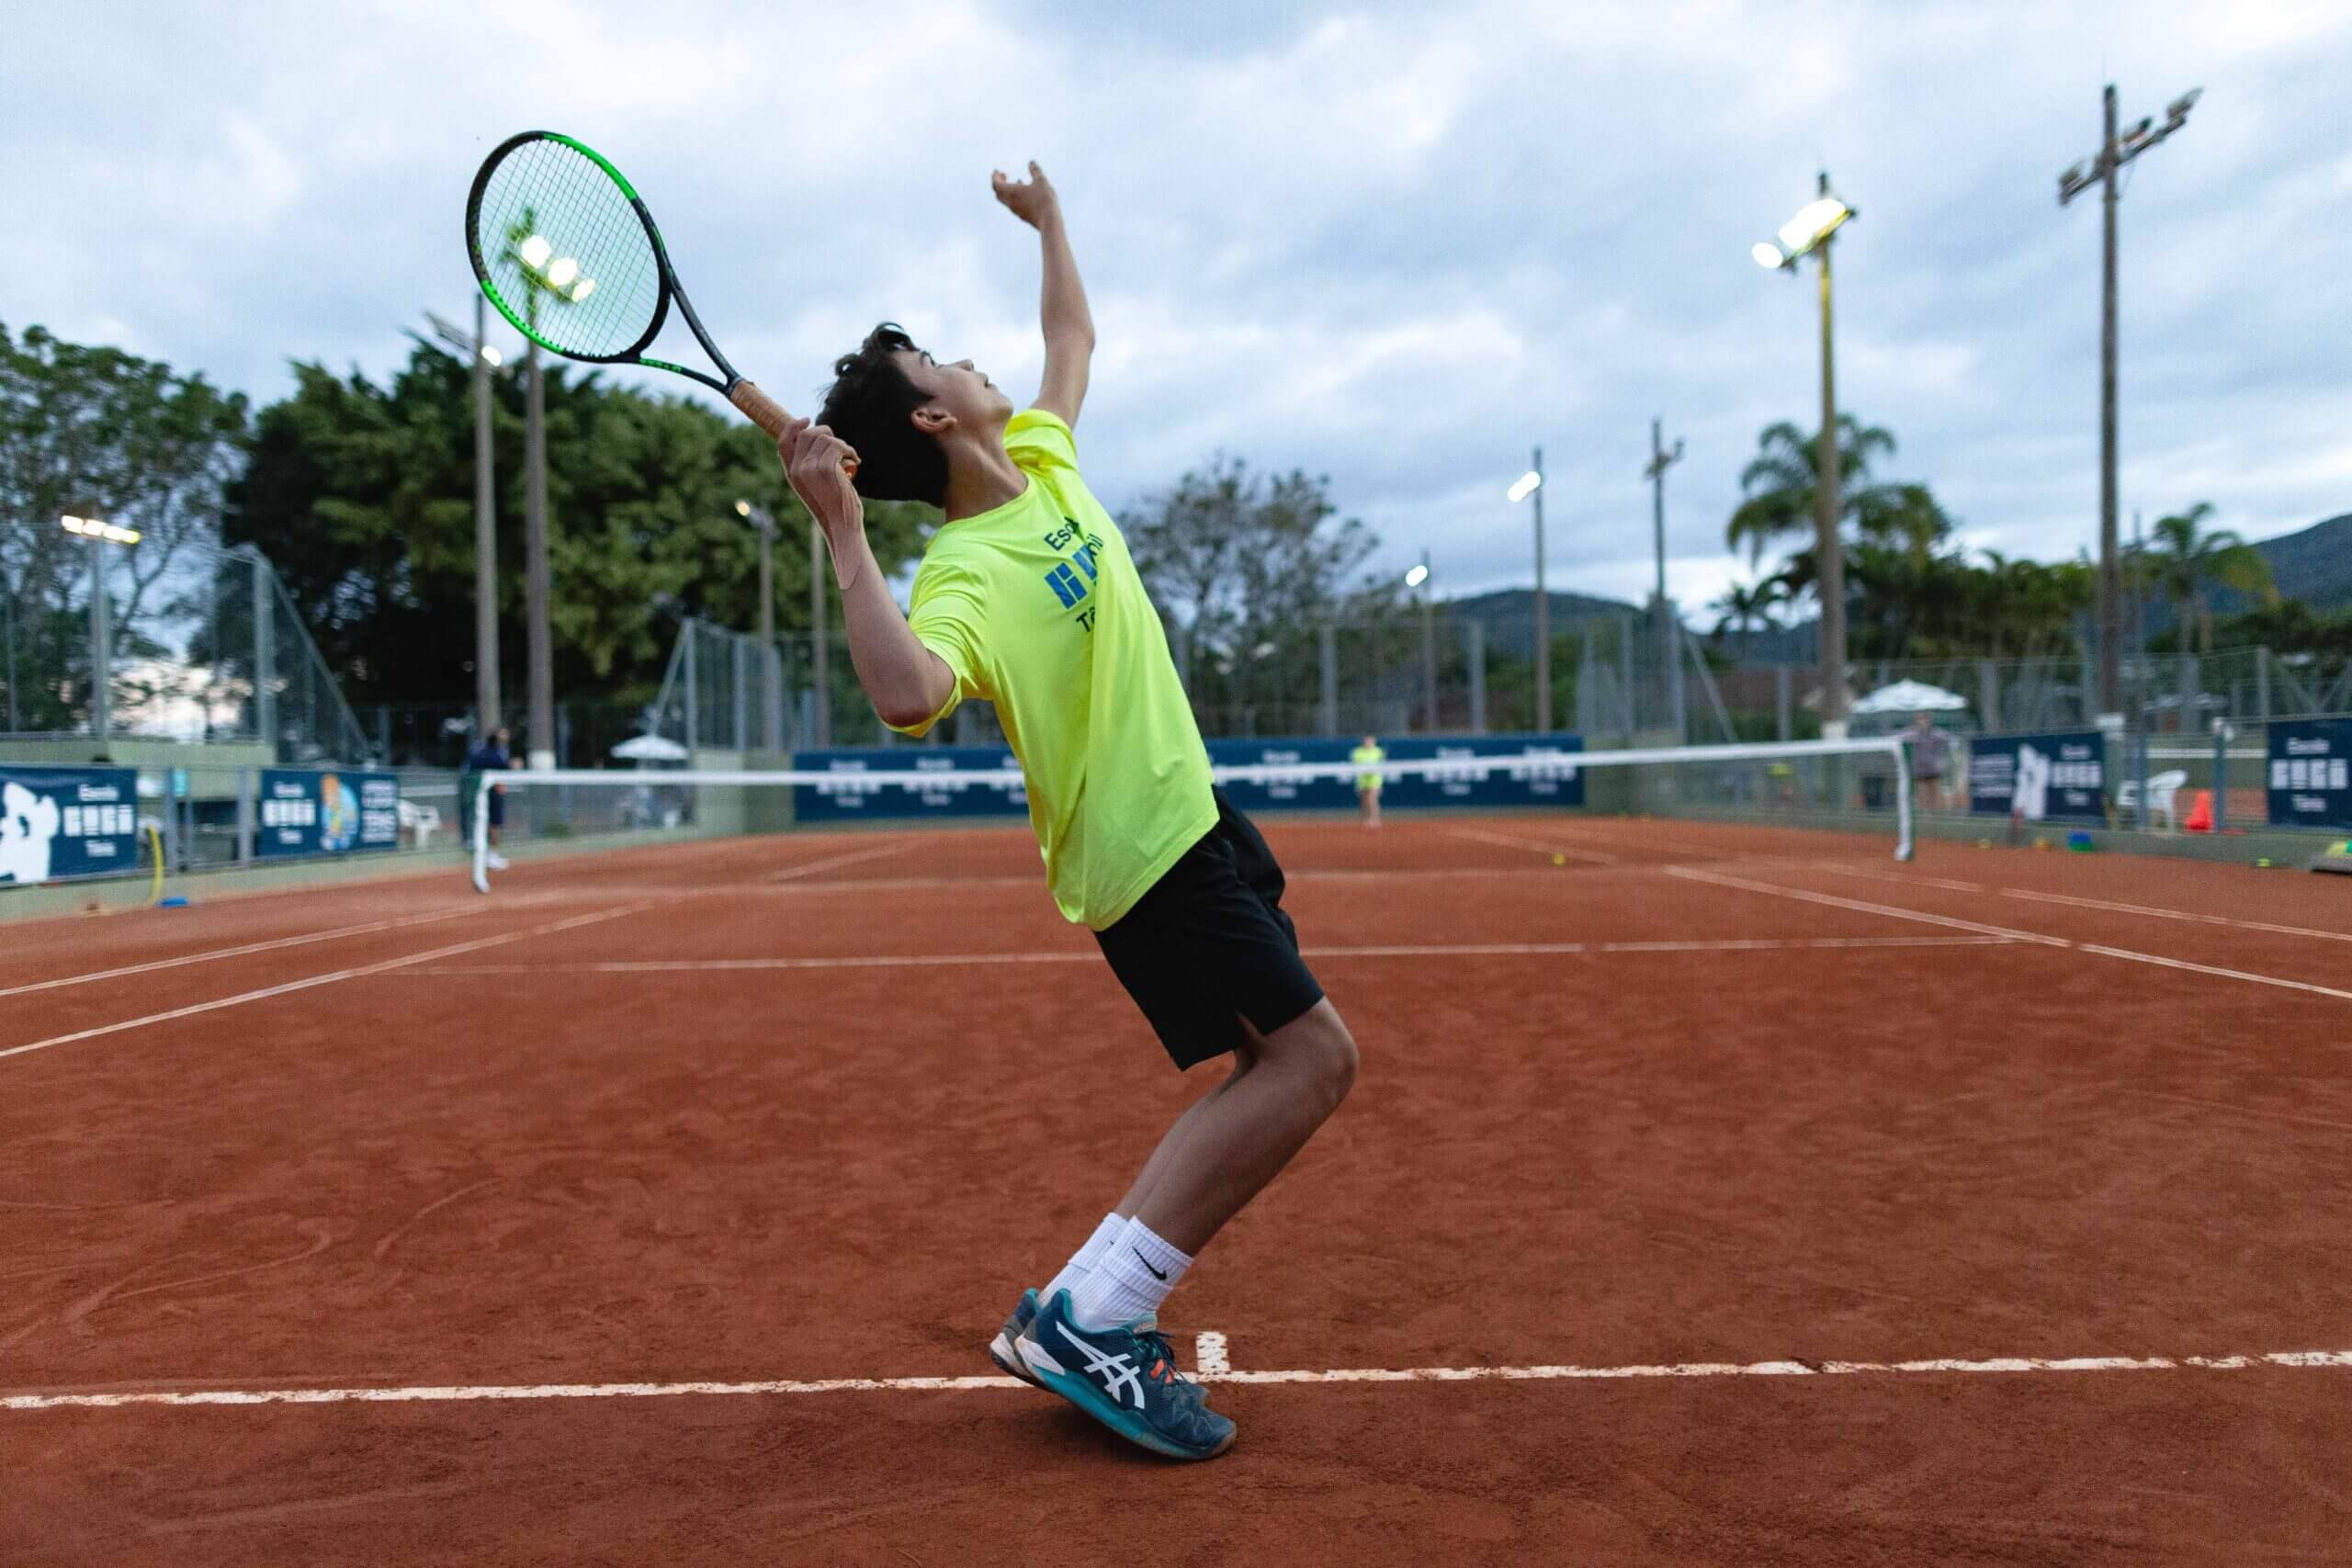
<box><xmin>1042</xmin><ymin>1213</ymin><xmax>1125</xmax><ymax>1305</ymax></box>
<box><xmin>1069</xmin><ymin>1216</ymin><xmax>1193</xmax><ymax>1330</ymax></box>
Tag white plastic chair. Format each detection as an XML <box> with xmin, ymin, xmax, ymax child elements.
<box><xmin>397</xmin><ymin>798</ymin><xmax>442</xmax><ymax>851</ymax></box>
<box><xmin>2115</xmin><ymin>769</ymin><xmax>2188</xmax><ymax>831</ymax></box>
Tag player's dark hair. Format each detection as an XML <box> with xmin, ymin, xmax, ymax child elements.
<box><xmin>818</xmin><ymin>323</ymin><xmax>947</xmax><ymax>507</ymax></box>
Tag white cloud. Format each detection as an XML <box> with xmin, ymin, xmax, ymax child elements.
<box><xmin>2</xmin><ymin>0</ymin><xmax>2344</xmax><ymax>624</ymax></box>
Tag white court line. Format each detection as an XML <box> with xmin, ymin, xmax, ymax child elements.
<box><xmin>7</xmin><ymin>1348</ymin><xmax>2346</xmax><ymax>1410</ymax></box>
<box><xmin>763</xmin><ymin>841</ymin><xmax>910</xmax><ymax>882</ymax></box>
<box><xmin>1668</xmin><ymin>867</ymin><xmax>2352</xmax><ymax>1006</ymax></box>
<box><xmin>0</xmin><ymin>906</ymin><xmax>490</xmax><ymax>1000</ymax></box>
<box><xmin>1440</xmin><ymin>825</ymin><xmax>1620</xmax><ymax>864</ymax></box>
<box><xmin>1809</xmin><ymin>864</ymin><xmax>1991</xmax><ymax>895</ymax></box>
<box><xmin>1194</xmin><ymin>1332</ymin><xmax>1229</xmax><ymax>1377</ymax></box>
<box><xmin>0</xmin><ymin>899</ymin><xmax>674</xmax><ymax>1063</ymax></box>
<box><xmin>2002</xmin><ymin>887</ymin><xmax>2352</xmax><ymax>943</ymax></box>
<box><xmin>396</xmin><ymin>934</ymin><xmax>2019</xmax><ymax>976</ymax></box>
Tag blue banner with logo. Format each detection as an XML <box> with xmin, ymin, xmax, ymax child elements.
<box><xmin>0</xmin><ymin>765</ymin><xmax>141</xmax><ymax>886</ymax></box>
<box><xmin>1208</xmin><ymin>734</ymin><xmax>1586</xmax><ymax>813</ymax></box>
<box><xmin>2267</xmin><ymin>719</ymin><xmax>2352</xmax><ymax>830</ymax></box>
<box><xmin>255</xmin><ymin>768</ymin><xmax>401</xmax><ymax>858</ymax></box>
<box><xmin>1969</xmin><ymin>729</ymin><xmax>2106</xmax><ymax>821</ymax></box>
<box><xmin>792</xmin><ymin>746</ymin><xmax>1027</xmax><ymax>823</ymax></box>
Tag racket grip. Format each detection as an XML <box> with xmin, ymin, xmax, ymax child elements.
<box><xmin>731</xmin><ymin>380</ymin><xmax>860</xmax><ymax>478</ymax></box>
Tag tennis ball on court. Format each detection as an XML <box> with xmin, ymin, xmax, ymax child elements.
<box><xmin>1552</xmin><ymin>852</ymin><xmax>1566</xmax><ymax>866</ymax></box>
<box><xmin>2256</xmin><ymin>857</ymin><xmax>2273</xmax><ymax>868</ymax></box>
<box><xmin>1976</xmin><ymin>839</ymin><xmax>1992</xmax><ymax>849</ymax></box>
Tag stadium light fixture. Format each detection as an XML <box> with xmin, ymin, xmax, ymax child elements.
<box><xmin>546</xmin><ymin>256</ymin><xmax>580</xmax><ymax>290</ymax></box>
<box><xmin>1754</xmin><ymin>172</ymin><xmax>1858</xmax><ymax>737</ymax></box>
<box><xmin>734</xmin><ymin>499</ymin><xmax>752</xmax><ymax>517</ymax></box>
<box><xmin>1404</xmin><ymin>563</ymin><xmax>1429</xmax><ymax>590</ymax></box>
<box><xmin>518</xmin><ymin>233</ymin><xmax>553</xmax><ymax>271</ymax></box>
<box><xmin>1507</xmin><ymin>470</ymin><xmax>1542</xmax><ymax>503</ymax></box>
<box><xmin>568</xmin><ymin>277</ymin><xmax>595</xmax><ymax>304</ymax></box>
<box><xmin>61</xmin><ymin>515</ymin><xmax>139</xmax><ymax>545</ymax></box>
<box><xmin>481</xmin><ymin>344</ymin><xmax>503</xmax><ymax>367</ymax></box>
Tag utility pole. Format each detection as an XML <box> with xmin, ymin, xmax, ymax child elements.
<box><xmin>810</xmin><ymin>512</ymin><xmax>830</xmax><ymax>747</ymax></box>
<box><xmin>737</xmin><ymin>501</ymin><xmax>783</xmax><ymax>751</ymax></box>
<box><xmin>424</xmin><ymin>305</ymin><xmax>504</xmax><ymax>740</ymax></box>
<box><xmin>2059</xmin><ymin>83</ymin><xmax>2200</xmax><ymax>726</ymax></box>
<box><xmin>1645</xmin><ymin>418</ymin><xmax>1686</xmax><ymax>739</ymax></box>
<box><xmin>522</xmin><ymin>340</ymin><xmax>554</xmax><ymax>768</ymax></box>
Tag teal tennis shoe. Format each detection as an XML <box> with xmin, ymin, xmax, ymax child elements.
<box><xmin>1015</xmin><ymin>1289</ymin><xmax>1236</xmax><ymax>1461</ymax></box>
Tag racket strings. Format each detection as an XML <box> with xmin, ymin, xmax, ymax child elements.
<box><xmin>474</xmin><ymin>139</ymin><xmax>662</xmax><ymax>358</ymax></box>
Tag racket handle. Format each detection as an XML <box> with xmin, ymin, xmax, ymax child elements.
<box><xmin>731</xmin><ymin>380</ymin><xmax>861</xmax><ymax>478</ymax></box>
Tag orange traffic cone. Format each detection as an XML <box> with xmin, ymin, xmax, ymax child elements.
<box><xmin>2183</xmin><ymin>789</ymin><xmax>2213</xmax><ymax>833</ymax></box>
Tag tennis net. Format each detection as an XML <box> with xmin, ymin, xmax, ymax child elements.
<box><xmin>467</xmin><ymin>737</ymin><xmax>1913</xmax><ymax>891</ymax></box>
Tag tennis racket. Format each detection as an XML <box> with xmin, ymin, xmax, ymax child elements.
<box><xmin>464</xmin><ymin>130</ymin><xmax>854</xmax><ymax>474</ymax></box>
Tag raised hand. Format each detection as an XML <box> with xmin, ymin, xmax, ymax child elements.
<box><xmin>777</xmin><ymin>417</ymin><xmax>865</xmax><ymax>589</ymax></box>
<box><xmin>990</xmin><ymin>161</ymin><xmax>1061</xmax><ymax>231</ymax></box>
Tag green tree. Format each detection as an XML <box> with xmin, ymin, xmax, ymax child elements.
<box><xmin>1709</xmin><ymin>578</ymin><xmax>1784</xmax><ymax>659</ymax></box>
<box><xmin>2141</xmin><ymin>502</ymin><xmax>2276</xmax><ymax>657</ymax></box>
<box><xmin>1122</xmin><ymin>455</ymin><xmax>1384</xmax><ymax>732</ymax></box>
<box><xmin>225</xmin><ymin>342</ymin><xmax>928</xmax><ymax>709</ymax></box>
<box><xmin>0</xmin><ymin>322</ymin><xmax>248</xmax><ymax>733</ymax></box>
<box><xmin>2136</xmin><ymin>502</ymin><xmax>2276</xmax><ymax>728</ymax></box>
<box><xmin>1724</xmin><ymin>415</ymin><xmax>1899</xmax><ymax>569</ymax></box>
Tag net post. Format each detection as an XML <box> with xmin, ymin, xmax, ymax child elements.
<box><xmin>471</xmin><ymin>773</ymin><xmax>494</xmax><ymax>893</ymax></box>
<box><xmin>1889</xmin><ymin>737</ymin><xmax>1915</xmax><ymax>862</ymax></box>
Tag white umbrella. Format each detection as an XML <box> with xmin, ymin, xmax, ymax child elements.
<box><xmin>1852</xmin><ymin>679</ymin><xmax>1968</xmax><ymax>716</ymax></box>
<box><xmin>610</xmin><ymin>733</ymin><xmax>690</xmax><ymax>762</ymax></box>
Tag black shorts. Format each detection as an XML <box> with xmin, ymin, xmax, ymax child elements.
<box><xmin>1094</xmin><ymin>788</ymin><xmax>1327</xmax><ymax>1069</ymax></box>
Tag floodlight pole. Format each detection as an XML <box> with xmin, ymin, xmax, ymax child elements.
<box><xmin>810</xmin><ymin>513</ymin><xmax>830</xmax><ymax>747</ymax></box>
<box><xmin>471</xmin><ymin>294</ymin><xmax>502</xmax><ymax>741</ymax></box>
<box><xmin>1645</xmin><ymin>418</ymin><xmax>1686</xmax><ymax>740</ymax></box>
<box><xmin>1532</xmin><ymin>446</ymin><xmax>1549</xmax><ymax>733</ymax></box>
<box><xmin>523</xmin><ymin>340</ymin><xmax>555</xmax><ymax>768</ymax></box>
<box><xmin>2058</xmin><ymin>82</ymin><xmax>2199</xmax><ymax>726</ymax></box>
<box><xmin>1813</xmin><ymin>177</ymin><xmax>1848</xmax><ymax>739</ymax></box>
<box><xmin>1418</xmin><ymin>553</ymin><xmax>1438</xmax><ymax>732</ymax></box>
<box><xmin>88</xmin><ymin>531</ymin><xmax>110</xmax><ymax>747</ymax></box>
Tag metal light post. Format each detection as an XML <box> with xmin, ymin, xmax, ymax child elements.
<box><xmin>502</xmin><ymin>216</ymin><xmax>596</xmax><ymax>770</ymax></box>
<box><xmin>2058</xmin><ymin>84</ymin><xmax>2200</xmax><ymax>726</ymax></box>
<box><xmin>1645</xmin><ymin>418</ymin><xmax>1686</xmax><ymax>740</ymax></box>
<box><xmin>60</xmin><ymin>514</ymin><xmax>141</xmax><ymax>747</ymax></box>
<box><xmin>735</xmin><ymin>500</ymin><xmax>784</xmax><ymax>751</ymax></box>
<box><xmin>809</xmin><ymin>508</ymin><xmax>830</xmax><ymax>747</ymax></box>
<box><xmin>1508</xmin><ymin>454</ymin><xmax>1547</xmax><ymax>731</ymax></box>
<box><xmin>425</xmin><ymin>305</ymin><xmax>506</xmax><ymax>740</ymax></box>
<box><xmin>1755</xmin><ymin>173</ymin><xmax>1858</xmax><ymax>739</ymax></box>
<box><xmin>1406</xmin><ymin>556</ymin><xmax>1437</xmax><ymax>732</ymax></box>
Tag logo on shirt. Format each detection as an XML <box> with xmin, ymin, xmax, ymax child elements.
<box><xmin>1041</xmin><ymin>519</ymin><xmax>1108</xmax><ymax>632</ymax></box>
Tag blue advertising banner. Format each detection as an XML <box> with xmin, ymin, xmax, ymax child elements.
<box><xmin>0</xmin><ymin>765</ymin><xmax>140</xmax><ymax>886</ymax></box>
<box><xmin>2267</xmin><ymin>719</ymin><xmax>2352</xmax><ymax>830</ymax></box>
<box><xmin>255</xmin><ymin>768</ymin><xmax>402</xmax><ymax>858</ymax></box>
<box><xmin>1207</xmin><ymin>735</ymin><xmax>1586</xmax><ymax>813</ymax></box>
<box><xmin>788</xmin><ymin>736</ymin><xmax>1588</xmax><ymax>824</ymax></box>
<box><xmin>792</xmin><ymin>746</ymin><xmax>1027</xmax><ymax>823</ymax></box>
<box><xmin>1969</xmin><ymin>729</ymin><xmax>2107</xmax><ymax>821</ymax></box>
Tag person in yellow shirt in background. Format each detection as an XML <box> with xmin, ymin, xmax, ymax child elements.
<box><xmin>777</xmin><ymin>162</ymin><xmax>1357</xmax><ymax>1462</ymax></box>
<box><xmin>1351</xmin><ymin>734</ymin><xmax>1386</xmax><ymax>828</ymax></box>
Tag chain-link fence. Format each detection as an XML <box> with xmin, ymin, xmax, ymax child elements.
<box><xmin>1</xmin><ymin>539</ymin><xmax>371</xmax><ymax>763</ymax></box>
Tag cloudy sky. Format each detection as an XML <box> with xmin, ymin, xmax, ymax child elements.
<box><xmin>7</xmin><ymin>1</ymin><xmax>2347</xmax><ymax>620</ymax></box>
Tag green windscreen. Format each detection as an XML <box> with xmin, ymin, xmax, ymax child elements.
<box><xmin>471</xmin><ymin>135</ymin><xmax>662</xmax><ymax>359</ymax></box>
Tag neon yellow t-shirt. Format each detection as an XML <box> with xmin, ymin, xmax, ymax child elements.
<box><xmin>1351</xmin><ymin>743</ymin><xmax>1385</xmax><ymax>793</ymax></box>
<box><xmin>892</xmin><ymin>409</ymin><xmax>1216</xmax><ymax>930</ymax></box>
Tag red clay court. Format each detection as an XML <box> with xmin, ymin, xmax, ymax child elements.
<box><xmin>5</xmin><ymin>812</ymin><xmax>2348</xmax><ymax>1563</ymax></box>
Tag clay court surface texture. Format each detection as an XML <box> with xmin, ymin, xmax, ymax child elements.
<box><xmin>5</xmin><ymin>813</ymin><xmax>2347</xmax><ymax>1565</ymax></box>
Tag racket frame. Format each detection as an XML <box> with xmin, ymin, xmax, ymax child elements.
<box><xmin>465</xmin><ymin>130</ymin><xmax>743</xmax><ymax>397</ymax></box>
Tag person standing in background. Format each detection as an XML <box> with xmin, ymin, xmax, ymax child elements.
<box><xmin>462</xmin><ymin>727</ymin><xmax>516</xmax><ymax>871</ymax></box>
<box><xmin>1351</xmin><ymin>734</ymin><xmax>1385</xmax><ymax>829</ymax></box>
<box><xmin>1903</xmin><ymin>712</ymin><xmax>1950</xmax><ymax>810</ymax></box>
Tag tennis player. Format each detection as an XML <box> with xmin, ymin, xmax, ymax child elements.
<box><xmin>1351</xmin><ymin>734</ymin><xmax>1386</xmax><ymax>828</ymax></box>
<box><xmin>775</xmin><ymin>163</ymin><xmax>1356</xmax><ymax>1461</ymax></box>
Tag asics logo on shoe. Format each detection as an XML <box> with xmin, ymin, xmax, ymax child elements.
<box><xmin>1055</xmin><ymin>1320</ymin><xmax>1146</xmax><ymax>1409</ymax></box>
<box><xmin>1131</xmin><ymin>1246</ymin><xmax>1168</xmax><ymax>1281</ymax></box>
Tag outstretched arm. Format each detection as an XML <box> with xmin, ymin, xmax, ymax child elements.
<box><xmin>778</xmin><ymin>419</ymin><xmax>954</xmax><ymax>731</ymax></box>
<box><xmin>992</xmin><ymin>161</ymin><xmax>1094</xmax><ymax>428</ymax></box>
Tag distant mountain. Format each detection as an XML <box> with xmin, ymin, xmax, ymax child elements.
<box><xmin>1439</xmin><ymin>587</ymin><xmax>1646</xmax><ymax>660</ymax></box>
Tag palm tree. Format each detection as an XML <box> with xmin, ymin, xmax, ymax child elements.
<box><xmin>1710</xmin><ymin>579</ymin><xmax>1785</xmax><ymax>660</ymax></box>
<box><xmin>1724</xmin><ymin>415</ymin><xmax>1899</xmax><ymax>568</ymax></box>
<box><xmin>2144</xmin><ymin>502</ymin><xmax>2275</xmax><ymax>728</ymax></box>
